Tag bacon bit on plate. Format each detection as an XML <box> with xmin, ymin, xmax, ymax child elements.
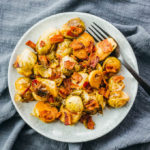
<box><xmin>99</xmin><ymin>87</ymin><xmax>110</xmax><ymax>99</ymax></box>
<box><xmin>98</xmin><ymin>39</ymin><xmax>112</xmax><ymax>53</ymax></box>
<box><xmin>112</xmin><ymin>75</ymin><xmax>124</xmax><ymax>82</ymax></box>
<box><xmin>72</xmin><ymin>72</ymin><xmax>83</xmax><ymax>83</ymax></box>
<box><xmin>88</xmin><ymin>53</ymin><xmax>99</xmax><ymax>69</ymax></box>
<box><xmin>40</xmin><ymin>40</ymin><xmax>46</xmax><ymax>47</ymax></box>
<box><xmin>50</xmin><ymin>35</ymin><xmax>64</xmax><ymax>44</ymax></box>
<box><xmin>83</xmin><ymin>82</ymin><xmax>89</xmax><ymax>88</ymax></box>
<box><xmin>85</xmin><ymin>99</ymin><xmax>99</xmax><ymax>111</ymax></box>
<box><xmin>59</xmin><ymin>87</ymin><xmax>70</xmax><ymax>98</ymax></box>
<box><xmin>64</xmin><ymin>60</ymin><xmax>75</xmax><ymax>70</ymax></box>
<box><xmin>50</xmin><ymin>71</ymin><xmax>61</xmax><ymax>80</ymax></box>
<box><xmin>70</xmin><ymin>40</ymin><xmax>85</xmax><ymax>50</ymax></box>
<box><xmin>67</xmin><ymin>26</ymin><xmax>83</xmax><ymax>37</ymax></box>
<box><xmin>80</xmin><ymin>114</ymin><xmax>95</xmax><ymax>129</ymax></box>
<box><xmin>64</xmin><ymin>112</ymin><xmax>72</xmax><ymax>125</ymax></box>
<box><xmin>26</xmin><ymin>40</ymin><xmax>36</xmax><ymax>50</ymax></box>
<box><xmin>38</xmin><ymin>55</ymin><xmax>48</xmax><ymax>66</ymax></box>
<box><xmin>83</xmin><ymin>82</ymin><xmax>93</xmax><ymax>93</ymax></box>
<box><xmin>48</xmin><ymin>95</ymin><xmax>55</xmax><ymax>103</ymax></box>
<box><xmin>86</xmin><ymin>41</ymin><xmax>94</xmax><ymax>54</ymax></box>
<box><xmin>13</xmin><ymin>58</ymin><xmax>20</xmax><ymax>68</ymax></box>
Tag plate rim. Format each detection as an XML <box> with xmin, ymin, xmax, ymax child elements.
<box><xmin>8</xmin><ymin>12</ymin><xmax>139</xmax><ymax>143</ymax></box>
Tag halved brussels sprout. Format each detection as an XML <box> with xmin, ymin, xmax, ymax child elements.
<box><xmin>108</xmin><ymin>91</ymin><xmax>129</xmax><ymax>108</ymax></box>
<box><xmin>56</xmin><ymin>39</ymin><xmax>72</xmax><ymax>58</ymax></box>
<box><xmin>15</xmin><ymin>77</ymin><xmax>33</xmax><ymax>102</ymax></box>
<box><xmin>88</xmin><ymin>70</ymin><xmax>103</xmax><ymax>89</ymax></box>
<box><xmin>103</xmin><ymin>57</ymin><xmax>121</xmax><ymax>77</ymax></box>
<box><xmin>109</xmin><ymin>75</ymin><xmax>125</xmax><ymax>92</ymax></box>
<box><xmin>49</xmin><ymin>59</ymin><xmax>59</xmax><ymax>69</ymax></box>
<box><xmin>14</xmin><ymin>48</ymin><xmax>37</xmax><ymax>76</ymax></box>
<box><xmin>96</xmin><ymin>38</ymin><xmax>117</xmax><ymax>61</ymax></box>
<box><xmin>59</xmin><ymin>105</ymin><xmax>82</xmax><ymax>125</ymax></box>
<box><xmin>33</xmin><ymin>64</ymin><xmax>52</xmax><ymax>78</ymax></box>
<box><xmin>61</xmin><ymin>18</ymin><xmax>85</xmax><ymax>38</ymax></box>
<box><xmin>65</xmin><ymin>95</ymin><xmax>84</xmax><ymax>113</ymax></box>
<box><xmin>60</xmin><ymin>55</ymin><xmax>77</xmax><ymax>76</ymax></box>
<box><xmin>36</xmin><ymin>29</ymin><xmax>60</xmax><ymax>55</ymax></box>
<box><xmin>46</xmin><ymin>51</ymin><xmax>55</xmax><ymax>62</ymax></box>
<box><xmin>71</xmin><ymin>32</ymin><xmax>95</xmax><ymax>60</ymax></box>
<box><xmin>81</xmin><ymin>90</ymin><xmax>105</xmax><ymax>113</ymax></box>
<box><xmin>32</xmin><ymin>101</ymin><xmax>58</xmax><ymax>123</ymax></box>
<box><xmin>31</xmin><ymin>78</ymin><xmax>58</xmax><ymax>101</ymax></box>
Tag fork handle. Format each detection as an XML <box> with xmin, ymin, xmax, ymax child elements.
<box><xmin>121</xmin><ymin>59</ymin><xmax>150</xmax><ymax>95</ymax></box>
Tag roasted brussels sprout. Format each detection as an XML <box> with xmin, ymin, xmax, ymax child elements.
<box><xmin>60</xmin><ymin>55</ymin><xmax>78</xmax><ymax>76</ymax></box>
<box><xmin>31</xmin><ymin>78</ymin><xmax>58</xmax><ymax>101</ymax></box>
<box><xmin>71</xmin><ymin>32</ymin><xmax>95</xmax><ymax>60</ymax></box>
<box><xmin>46</xmin><ymin>51</ymin><xmax>55</xmax><ymax>62</ymax></box>
<box><xmin>88</xmin><ymin>70</ymin><xmax>103</xmax><ymax>89</ymax></box>
<box><xmin>59</xmin><ymin>105</ymin><xmax>82</xmax><ymax>125</ymax></box>
<box><xmin>33</xmin><ymin>64</ymin><xmax>52</xmax><ymax>78</ymax></box>
<box><xmin>109</xmin><ymin>75</ymin><xmax>125</xmax><ymax>92</ymax></box>
<box><xmin>32</xmin><ymin>101</ymin><xmax>58</xmax><ymax>123</ymax></box>
<box><xmin>15</xmin><ymin>77</ymin><xmax>33</xmax><ymax>102</ymax></box>
<box><xmin>65</xmin><ymin>95</ymin><xmax>84</xmax><ymax>113</ymax></box>
<box><xmin>82</xmin><ymin>90</ymin><xmax>105</xmax><ymax>113</ymax></box>
<box><xmin>14</xmin><ymin>48</ymin><xmax>37</xmax><ymax>76</ymax></box>
<box><xmin>36</xmin><ymin>29</ymin><xmax>61</xmax><ymax>55</ymax></box>
<box><xmin>56</xmin><ymin>39</ymin><xmax>72</xmax><ymax>58</ymax></box>
<box><xmin>61</xmin><ymin>18</ymin><xmax>85</xmax><ymax>38</ymax></box>
<box><xmin>103</xmin><ymin>57</ymin><xmax>121</xmax><ymax>77</ymax></box>
<box><xmin>96</xmin><ymin>38</ymin><xmax>117</xmax><ymax>61</ymax></box>
<box><xmin>108</xmin><ymin>91</ymin><xmax>129</xmax><ymax>108</ymax></box>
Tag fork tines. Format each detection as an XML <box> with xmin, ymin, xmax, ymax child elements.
<box><xmin>86</xmin><ymin>22</ymin><xmax>110</xmax><ymax>42</ymax></box>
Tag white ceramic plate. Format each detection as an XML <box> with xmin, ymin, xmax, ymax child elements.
<box><xmin>8</xmin><ymin>12</ymin><xmax>138</xmax><ymax>143</ymax></box>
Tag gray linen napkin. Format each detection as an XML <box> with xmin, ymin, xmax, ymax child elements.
<box><xmin>1</xmin><ymin>0</ymin><xmax>150</xmax><ymax>150</ymax></box>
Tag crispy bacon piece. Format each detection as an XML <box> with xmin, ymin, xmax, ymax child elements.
<box><xmin>50</xmin><ymin>35</ymin><xmax>64</xmax><ymax>44</ymax></box>
<box><xmin>80</xmin><ymin>114</ymin><xmax>95</xmax><ymax>129</ymax></box>
<box><xmin>99</xmin><ymin>87</ymin><xmax>110</xmax><ymax>99</ymax></box>
<box><xmin>64</xmin><ymin>60</ymin><xmax>75</xmax><ymax>70</ymax></box>
<box><xmin>86</xmin><ymin>41</ymin><xmax>94</xmax><ymax>54</ymax></box>
<box><xmin>72</xmin><ymin>72</ymin><xmax>83</xmax><ymax>83</ymax></box>
<box><xmin>70</xmin><ymin>40</ymin><xmax>85</xmax><ymax>50</ymax></box>
<box><xmin>98</xmin><ymin>39</ymin><xmax>112</xmax><ymax>53</ymax></box>
<box><xmin>48</xmin><ymin>96</ymin><xmax>55</xmax><ymax>103</ymax></box>
<box><xmin>67</xmin><ymin>26</ymin><xmax>83</xmax><ymax>37</ymax></box>
<box><xmin>85</xmin><ymin>99</ymin><xmax>99</xmax><ymax>111</ymax></box>
<box><xmin>88</xmin><ymin>53</ymin><xmax>99</xmax><ymax>69</ymax></box>
<box><xmin>64</xmin><ymin>112</ymin><xmax>72</xmax><ymax>125</ymax></box>
<box><xmin>38</xmin><ymin>55</ymin><xmax>48</xmax><ymax>66</ymax></box>
<box><xmin>13</xmin><ymin>58</ymin><xmax>20</xmax><ymax>68</ymax></box>
<box><xmin>113</xmin><ymin>75</ymin><xmax>124</xmax><ymax>82</ymax></box>
<box><xmin>59</xmin><ymin>87</ymin><xmax>70</xmax><ymax>98</ymax></box>
<box><xmin>40</xmin><ymin>40</ymin><xmax>45</xmax><ymax>47</ymax></box>
<box><xmin>83</xmin><ymin>82</ymin><xmax>93</xmax><ymax>93</ymax></box>
<box><xmin>26</xmin><ymin>40</ymin><xmax>36</xmax><ymax>50</ymax></box>
<box><xmin>50</xmin><ymin>71</ymin><xmax>61</xmax><ymax>80</ymax></box>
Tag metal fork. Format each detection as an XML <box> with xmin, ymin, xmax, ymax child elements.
<box><xmin>86</xmin><ymin>22</ymin><xmax>150</xmax><ymax>96</ymax></box>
